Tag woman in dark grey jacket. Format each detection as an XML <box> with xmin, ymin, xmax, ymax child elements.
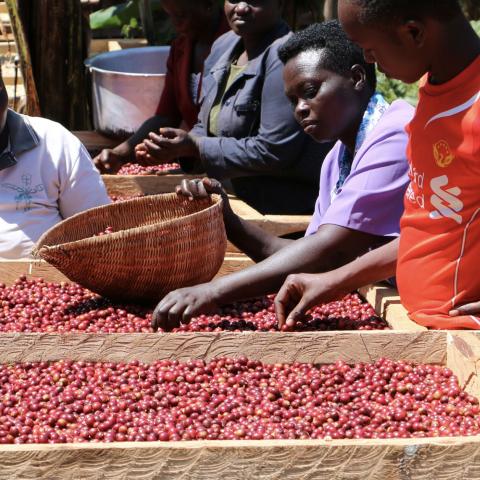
<box><xmin>137</xmin><ymin>0</ymin><xmax>331</xmax><ymax>214</ymax></box>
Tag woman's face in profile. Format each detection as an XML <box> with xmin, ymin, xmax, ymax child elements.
<box><xmin>283</xmin><ymin>50</ymin><xmax>361</xmax><ymax>144</ymax></box>
<box><xmin>224</xmin><ymin>0</ymin><xmax>282</xmax><ymax>38</ymax></box>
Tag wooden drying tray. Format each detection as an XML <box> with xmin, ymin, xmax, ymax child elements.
<box><xmin>0</xmin><ymin>330</ymin><xmax>477</xmax><ymax>479</ymax></box>
<box><xmin>101</xmin><ymin>174</ymin><xmax>311</xmax><ymax>253</ymax></box>
<box><xmin>73</xmin><ymin>130</ymin><xmax>312</xmax><ymax>237</ymax></box>
<box><xmin>102</xmin><ymin>174</ymin><xmax>262</xmax><ymax>222</ymax></box>
<box><xmin>0</xmin><ymin>259</ymin><xmax>417</xmax><ymax>331</ymax></box>
<box><xmin>0</xmin><ymin>256</ymin><xmax>253</xmax><ymax>286</ymax></box>
<box><xmin>102</xmin><ymin>174</ymin><xmax>264</xmax><ymax>254</ymax></box>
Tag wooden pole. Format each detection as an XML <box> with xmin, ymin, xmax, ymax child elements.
<box><xmin>323</xmin><ymin>0</ymin><xmax>338</xmax><ymax>20</ymax></box>
<box><xmin>5</xmin><ymin>0</ymin><xmax>41</xmax><ymax>116</ymax></box>
<box><xmin>16</xmin><ymin>0</ymin><xmax>90</xmax><ymax>129</ymax></box>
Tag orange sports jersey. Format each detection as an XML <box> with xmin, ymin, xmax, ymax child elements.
<box><xmin>397</xmin><ymin>55</ymin><xmax>480</xmax><ymax>329</ymax></box>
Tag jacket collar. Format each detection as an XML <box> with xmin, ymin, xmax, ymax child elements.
<box><xmin>210</xmin><ymin>20</ymin><xmax>290</xmax><ymax>79</ymax></box>
<box><xmin>7</xmin><ymin>109</ymin><xmax>39</xmax><ymax>155</ymax></box>
<box><xmin>0</xmin><ymin>110</ymin><xmax>39</xmax><ymax>171</ymax></box>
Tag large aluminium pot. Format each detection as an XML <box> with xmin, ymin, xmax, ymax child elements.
<box><xmin>85</xmin><ymin>46</ymin><xmax>170</xmax><ymax>138</ymax></box>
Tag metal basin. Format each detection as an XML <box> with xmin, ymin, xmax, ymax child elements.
<box><xmin>85</xmin><ymin>46</ymin><xmax>170</xmax><ymax>138</ymax></box>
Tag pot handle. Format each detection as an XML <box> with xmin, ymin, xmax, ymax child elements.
<box><xmin>84</xmin><ymin>58</ymin><xmax>94</xmax><ymax>72</ymax></box>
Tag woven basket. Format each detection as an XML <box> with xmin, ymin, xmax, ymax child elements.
<box><xmin>35</xmin><ymin>193</ymin><xmax>227</xmax><ymax>303</ymax></box>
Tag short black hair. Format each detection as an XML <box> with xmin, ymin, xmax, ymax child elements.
<box><xmin>278</xmin><ymin>20</ymin><xmax>377</xmax><ymax>91</ymax></box>
<box><xmin>351</xmin><ymin>0</ymin><xmax>462</xmax><ymax>24</ymax></box>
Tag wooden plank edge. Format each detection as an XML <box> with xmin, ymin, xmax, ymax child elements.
<box><xmin>73</xmin><ymin>130</ymin><xmax>117</xmax><ymax>151</ymax></box>
<box><xmin>102</xmin><ymin>174</ymin><xmax>206</xmax><ymax>196</ymax></box>
<box><xmin>0</xmin><ymin>256</ymin><xmax>253</xmax><ymax>286</ymax></box>
<box><xmin>447</xmin><ymin>332</ymin><xmax>480</xmax><ymax>399</ymax></box>
<box><xmin>0</xmin><ymin>331</ymin><xmax>447</xmax><ymax>364</ymax></box>
<box><xmin>358</xmin><ymin>283</ymin><xmax>425</xmax><ymax>331</ymax></box>
<box><xmin>1</xmin><ymin>436</ymin><xmax>479</xmax><ymax>480</ymax></box>
<box><xmin>0</xmin><ymin>435</ymin><xmax>479</xmax><ymax>451</ymax></box>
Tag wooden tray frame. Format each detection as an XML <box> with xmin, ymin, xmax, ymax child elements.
<box><xmin>0</xmin><ymin>331</ymin><xmax>476</xmax><ymax>479</ymax></box>
<box><xmin>101</xmin><ymin>174</ymin><xmax>315</xmax><ymax>256</ymax></box>
<box><xmin>71</xmin><ymin>132</ymin><xmax>313</xmax><ymax>239</ymax></box>
<box><xmin>0</xmin><ymin>259</ymin><xmax>416</xmax><ymax>331</ymax></box>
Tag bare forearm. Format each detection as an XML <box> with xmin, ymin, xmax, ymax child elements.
<box><xmin>224</xmin><ymin>211</ymin><xmax>291</xmax><ymax>262</ymax></box>
<box><xmin>210</xmin><ymin>225</ymin><xmax>387</xmax><ymax>304</ymax></box>
<box><xmin>331</xmin><ymin>237</ymin><xmax>399</xmax><ymax>293</ymax></box>
<box><xmin>114</xmin><ymin>115</ymin><xmax>174</xmax><ymax>159</ymax></box>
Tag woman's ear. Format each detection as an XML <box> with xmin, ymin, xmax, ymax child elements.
<box><xmin>350</xmin><ymin>64</ymin><xmax>367</xmax><ymax>91</ymax></box>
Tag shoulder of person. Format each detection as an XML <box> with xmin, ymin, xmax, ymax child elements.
<box><xmin>20</xmin><ymin>114</ymin><xmax>84</xmax><ymax>160</ymax></box>
<box><xmin>210</xmin><ymin>29</ymin><xmax>240</xmax><ymax>53</ymax></box>
<box><xmin>270</xmin><ymin>31</ymin><xmax>292</xmax><ymax>51</ymax></box>
<box><xmin>263</xmin><ymin>29</ymin><xmax>293</xmax><ymax>66</ymax></box>
<box><xmin>21</xmin><ymin>114</ymin><xmax>78</xmax><ymax>141</ymax></box>
<box><xmin>370</xmin><ymin>99</ymin><xmax>415</xmax><ymax>140</ymax></box>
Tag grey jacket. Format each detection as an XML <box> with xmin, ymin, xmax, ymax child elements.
<box><xmin>183</xmin><ymin>21</ymin><xmax>332</xmax><ymax>215</ymax></box>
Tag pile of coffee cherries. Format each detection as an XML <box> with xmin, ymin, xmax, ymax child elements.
<box><xmin>0</xmin><ymin>277</ymin><xmax>152</xmax><ymax>333</ymax></box>
<box><xmin>176</xmin><ymin>293</ymin><xmax>388</xmax><ymax>332</ymax></box>
<box><xmin>117</xmin><ymin>162</ymin><xmax>180</xmax><ymax>175</ymax></box>
<box><xmin>0</xmin><ymin>278</ymin><xmax>387</xmax><ymax>333</ymax></box>
<box><xmin>0</xmin><ymin>357</ymin><xmax>478</xmax><ymax>444</ymax></box>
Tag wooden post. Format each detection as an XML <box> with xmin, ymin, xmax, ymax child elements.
<box><xmin>5</xmin><ymin>0</ymin><xmax>41</xmax><ymax>116</ymax></box>
<box><xmin>323</xmin><ymin>0</ymin><xmax>338</xmax><ymax>20</ymax></box>
<box><xmin>16</xmin><ymin>0</ymin><xmax>90</xmax><ymax>129</ymax></box>
<box><xmin>463</xmin><ymin>0</ymin><xmax>480</xmax><ymax>19</ymax></box>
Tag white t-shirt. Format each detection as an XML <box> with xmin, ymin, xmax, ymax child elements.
<box><xmin>0</xmin><ymin>111</ymin><xmax>111</xmax><ymax>259</ymax></box>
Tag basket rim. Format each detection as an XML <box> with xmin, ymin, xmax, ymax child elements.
<box><xmin>35</xmin><ymin>193</ymin><xmax>223</xmax><ymax>253</ymax></box>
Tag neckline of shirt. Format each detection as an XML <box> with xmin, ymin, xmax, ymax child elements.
<box><xmin>422</xmin><ymin>54</ymin><xmax>480</xmax><ymax>96</ymax></box>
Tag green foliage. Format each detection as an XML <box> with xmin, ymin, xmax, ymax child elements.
<box><xmin>471</xmin><ymin>20</ymin><xmax>480</xmax><ymax>36</ymax></box>
<box><xmin>90</xmin><ymin>0</ymin><xmax>142</xmax><ymax>38</ymax></box>
<box><xmin>376</xmin><ymin>72</ymin><xmax>419</xmax><ymax>106</ymax></box>
<box><xmin>140</xmin><ymin>0</ymin><xmax>175</xmax><ymax>45</ymax></box>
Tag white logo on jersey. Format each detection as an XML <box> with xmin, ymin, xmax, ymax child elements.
<box><xmin>429</xmin><ymin>175</ymin><xmax>463</xmax><ymax>224</ymax></box>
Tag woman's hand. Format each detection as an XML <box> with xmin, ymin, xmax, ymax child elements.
<box><xmin>175</xmin><ymin>177</ymin><xmax>234</xmax><ymax>216</ymax></box>
<box><xmin>93</xmin><ymin>149</ymin><xmax>126</xmax><ymax>174</ymax></box>
<box><xmin>138</xmin><ymin>127</ymin><xmax>200</xmax><ymax>164</ymax></box>
<box><xmin>152</xmin><ymin>283</ymin><xmax>220</xmax><ymax>331</ymax></box>
<box><xmin>274</xmin><ymin>272</ymin><xmax>345</xmax><ymax>329</ymax></box>
<box><xmin>449</xmin><ymin>302</ymin><xmax>480</xmax><ymax>317</ymax></box>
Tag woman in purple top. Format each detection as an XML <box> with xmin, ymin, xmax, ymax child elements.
<box><xmin>151</xmin><ymin>21</ymin><xmax>414</xmax><ymax>330</ymax></box>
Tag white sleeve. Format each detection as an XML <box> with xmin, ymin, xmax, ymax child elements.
<box><xmin>58</xmin><ymin>141</ymin><xmax>111</xmax><ymax>219</ymax></box>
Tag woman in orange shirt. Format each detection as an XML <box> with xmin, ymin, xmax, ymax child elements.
<box><xmin>274</xmin><ymin>0</ymin><xmax>480</xmax><ymax>330</ymax></box>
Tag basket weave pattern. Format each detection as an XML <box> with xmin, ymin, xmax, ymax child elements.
<box><xmin>35</xmin><ymin>194</ymin><xmax>227</xmax><ymax>302</ymax></box>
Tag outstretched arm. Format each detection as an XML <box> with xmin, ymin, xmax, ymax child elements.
<box><xmin>94</xmin><ymin>115</ymin><xmax>176</xmax><ymax>173</ymax></box>
<box><xmin>152</xmin><ymin>224</ymin><xmax>389</xmax><ymax>330</ymax></box>
<box><xmin>274</xmin><ymin>237</ymin><xmax>399</xmax><ymax>328</ymax></box>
